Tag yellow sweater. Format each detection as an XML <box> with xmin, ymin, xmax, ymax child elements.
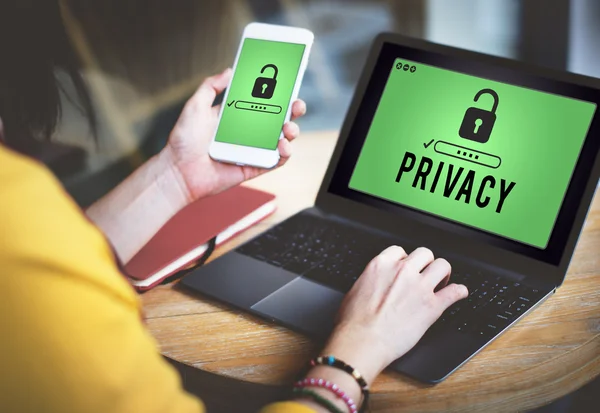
<box><xmin>0</xmin><ymin>146</ymin><xmax>313</xmax><ymax>413</ymax></box>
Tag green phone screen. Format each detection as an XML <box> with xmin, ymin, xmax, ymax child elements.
<box><xmin>215</xmin><ymin>38</ymin><xmax>306</xmax><ymax>150</ymax></box>
<box><xmin>349</xmin><ymin>58</ymin><xmax>597</xmax><ymax>249</ymax></box>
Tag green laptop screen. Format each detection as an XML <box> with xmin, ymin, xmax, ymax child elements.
<box><xmin>349</xmin><ymin>58</ymin><xmax>597</xmax><ymax>249</ymax></box>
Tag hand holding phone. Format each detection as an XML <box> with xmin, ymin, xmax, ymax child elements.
<box><xmin>209</xmin><ymin>23</ymin><xmax>314</xmax><ymax>169</ymax></box>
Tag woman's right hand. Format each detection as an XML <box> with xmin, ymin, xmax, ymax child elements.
<box><xmin>321</xmin><ymin>245</ymin><xmax>469</xmax><ymax>385</ymax></box>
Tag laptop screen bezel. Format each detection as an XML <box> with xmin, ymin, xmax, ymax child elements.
<box><xmin>316</xmin><ymin>33</ymin><xmax>600</xmax><ymax>284</ymax></box>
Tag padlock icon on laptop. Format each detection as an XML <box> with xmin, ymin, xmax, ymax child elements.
<box><xmin>458</xmin><ymin>89</ymin><xmax>499</xmax><ymax>143</ymax></box>
<box><xmin>251</xmin><ymin>64</ymin><xmax>278</xmax><ymax>99</ymax></box>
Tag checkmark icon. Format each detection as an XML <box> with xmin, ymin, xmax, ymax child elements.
<box><xmin>424</xmin><ymin>139</ymin><xmax>434</xmax><ymax>149</ymax></box>
<box><xmin>227</xmin><ymin>100</ymin><xmax>235</xmax><ymax>107</ymax></box>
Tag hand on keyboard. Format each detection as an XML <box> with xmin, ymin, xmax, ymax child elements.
<box><xmin>318</xmin><ymin>246</ymin><xmax>469</xmax><ymax>385</ymax></box>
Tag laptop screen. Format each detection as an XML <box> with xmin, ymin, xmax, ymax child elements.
<box><xmin>349</xmin><ymin>57</ymin><xmax>596</xmax><ymax>250</ymax></box>
<box><xmin>328</xmin><ymin>42</ymin><xmax>600</xmax><ymax>265</ymax></box>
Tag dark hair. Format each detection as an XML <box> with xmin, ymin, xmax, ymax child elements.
<box><xmin>0</xmin><ymin>0</ymin><xmax>96</xmax><ymax>147</ymax></box>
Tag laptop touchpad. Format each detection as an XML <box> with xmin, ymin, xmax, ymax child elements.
<box><xmin>251</xmin><ymin>277</ymin><xmax>345</xmax><ymax>339</ymax></box>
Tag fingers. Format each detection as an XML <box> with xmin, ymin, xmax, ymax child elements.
<box><xmin>193</xmin><ymin>68</ymin><xmax>233</xmax><ymax>109</ymax></box>
<box><xmin>291</xmin><ymin>100</ymin><xmax>307</xmax><ymax>120</ymax></box>
<box><xmin>421</xmin><ymin>258</ymin><xmax>451</xmax><ymax>291</ymax></box>
<box><xmin>404</xmin><ymin>247</ymin><xmax>435</xmax><ymax>272</ymax></box>
<box><xmin>276</xmin><ymin>122</ymin><xmax>300</xmax><ymax>166</ymax></box>
<box><xmin>403</xmin><ymin>248</ymin><xmax>467</xmax><ymax>311</ymax></box>
<box><xmin>282</xmin><ymin>121</ymin><xmax>300</xmax><ymax>142</ymax></box>
<box><xmin>378</xmin><ymin>245</ymin><xmax>408</xmax><ymax>261</ymax></box>
<box><xmin>277</xmin><ymin>138</ymin><xmax>293</xmax><ymax>160</ymax></box>
<box><xmin>360</xmin><ymin>245</ymin><xmax>407</xmax><ymax>288</ymax></box>
<box><xmin>362</xmin><ymin>245</ymin><xmax>406</xmax><ymax>279</ymax></box>
<box><xmin>436</xmin><ymin>283</ymin><xmax>469</xmax><ymax>310</ymax></box>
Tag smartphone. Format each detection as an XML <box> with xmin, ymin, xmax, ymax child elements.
<box><xmin>209</xmin><ymin>23</ymin><xmax>314</xmax><ymax>169</ymax></box>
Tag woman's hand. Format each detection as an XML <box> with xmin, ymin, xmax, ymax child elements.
<box><xmin>163</xmin><ymin>68</ymin><xmax>307</xmax><ymax>202</ymax></box>
<box><xmin>321</xmin><ymin>246</ymin><xmax>468</xmax><ymax>384</ymax></box>
<box><xmin>86</xmin><ymin>69</ymin><xmax>304</xmax><ymax>263</ymax></box>
<box><xmin>293</xmin><ymin>246</ymin><xmax>468</xmax><ymax>413</ymax></box>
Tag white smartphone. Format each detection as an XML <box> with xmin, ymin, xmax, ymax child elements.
<box><xmin>209</xmin><ymin>22</ymin><xmax>314</xmax><ymax>169</ymax></box>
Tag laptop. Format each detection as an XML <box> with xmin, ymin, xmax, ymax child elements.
<box><xmin>182</xmin><ymin>33</ymin><xmax>600</xmax><ymax>384</ymax></box>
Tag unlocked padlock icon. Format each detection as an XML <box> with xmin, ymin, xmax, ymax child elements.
<box><xmin>459</xmin><ymin>89</ymin><xmax>499</xmax><ymax>143</ymax></box>
<box><xmin>252</xmin><ymin>64</ymin><xmax>279</xmax><ymax>99</ymax></box>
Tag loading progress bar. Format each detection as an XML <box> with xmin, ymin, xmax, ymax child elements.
<box><xmin>434</xmin><ymin>141</ymin><xmax>502</xmax><ymax>169</ymax></box>
<box><xmin>235</xmin><ymin>101</ymin><xmax>282</xmax><ymax>114</ymax></box>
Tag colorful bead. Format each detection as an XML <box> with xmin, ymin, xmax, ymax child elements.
<box><xmin>309</xmin><ymin>354</ymin><xmax>370</xmax><ymax>412</ymax></box>
<box><xmin>292</xmin><ymin>388</ymin><xmax>346</xmax><ymax>413</ymax></box>
<box><xmin>295</xmin><ymin>377</ymin><xmax>357</xmax><ymax>413</ymax></box>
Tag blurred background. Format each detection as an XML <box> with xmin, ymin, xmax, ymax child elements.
<box><xmin>53</xmin><ymin>0</ymin><xmax>600</xmax><ymax>207</ymax></box>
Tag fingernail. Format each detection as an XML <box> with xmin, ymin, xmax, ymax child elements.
<box><xmin>459</xmin><ymin>285</ymin><xmax>469</xmax><ymax>296</ymax></box>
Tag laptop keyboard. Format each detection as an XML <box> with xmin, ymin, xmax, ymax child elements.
<box><xmin>427</xmin><ymin>270</ymin><xmax>546</xmax><ymax>340</ymax></box>
<box><xmin>237</xmin><ymin>213</ymin><xmax>548</xmax><ymax>340</ymax></box>
<box><xmin>237</xmin><ymin>214</ymin><xmax>393</xmax><ymax>292</ymax></box>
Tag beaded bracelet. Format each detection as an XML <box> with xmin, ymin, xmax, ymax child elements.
<box><xmin>310</xmin><ymin>356</ymin><xmax>370</xmax><ymax>413</ymax></box>
<box><xmin>295</xmin><ymin>377</ymin><xmax>358</xmax><ymax>413</ymax></box>
<box><xmin>292</xmin><ymin>387</ymin><xmax>345</xmax><ymax>413</ymax></box>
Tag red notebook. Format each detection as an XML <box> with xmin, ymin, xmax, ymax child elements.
<box><xmin>124</xmin><ymin>185</ymin><xmax>276</xmax><ymax>291</ymax></box>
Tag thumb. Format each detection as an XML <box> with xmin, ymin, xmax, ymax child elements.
<box><xmin>193</xmin><ymin>68</ymin><xmax>233</xmax><ymax>108</ymax></box>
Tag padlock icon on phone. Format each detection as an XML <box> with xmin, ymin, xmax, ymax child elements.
<box><xmin>252</xmin><ymin>64</ymin><xmax>278</xmax><ymax>99</ymax></box>
<box><xmin>458</xmin><ymin>89</ymin><xmax>499</xmax><ymax>143</ymax></box>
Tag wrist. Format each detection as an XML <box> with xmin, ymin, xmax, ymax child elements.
<box><xmin>157</xmin><ymin>145</ymin><xmax>195</xmax><ymax>207</ymax></box>
<box><xmin>321</xmin><ymin>325</ymin><xmax>386</xmax><ymax>386</ymax></box>
<box><xmin>300</xmin><ymin>366</ymin><xmax>364</xmax><ymax>412</ymax></box>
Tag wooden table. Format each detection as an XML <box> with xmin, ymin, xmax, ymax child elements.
<box><xmin>142</xmin><ymin>131</ymin><xmax>600</xmax><ymax>412</ymax></box>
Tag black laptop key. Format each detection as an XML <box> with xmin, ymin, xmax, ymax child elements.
<box><xmin>237</xmin><ymin>242</ymin><xmax>263</xmax><ymax>257</ymax></box>
<box><xmin>495</xmin><ymin>313</ymin><xmax>511</xmax><ymax>324</ymax></box>
<box><xmin>493</xmin><ymin>296</ymin><xmax>508</xmax><ymax>307</ymax></box>
<box><xmin>303</xmin><ymin>265</ymin><xmax>330</xmax><ymax>285</ymax></box>
<box><xmin>303</xmin><ymin>259</ymin><xmax>362</xmax><ymax>291</ymax></box>
<box><xmin>283</xmin><ymin>257</ymin><xmax>318</xmax><ymax>274</ymax></box>
<box><xmin>480</xmin><ymin>311</ymin><xmax>513</xmax><ymax>332</ymax></box>
<box><xmin>279</xmin><ymin>251</ymin><xmax>296</xmax><ymax>265</ymax></box>
<box><xmin>515</xmin><ymin>302</ymin><xmax>530</xmax><ymax>313</ymax></box>
<box><xmin>267</xmin><ymin>258</ymin><xmax>284</xmax><ymax>267</ymax></box>
<box><xmin>456</xmin><ymin>320</ymin><xmax>474</xmax><ymax>333</ymax></box>
<box><xmin>253</xmin><ymin>253</ymin><xmax>268</xmax><ymax>262</ymax></box>
<box><xmin>475</xmin><ymin>322</ymin><xmax>500</xmax><ymax>339</ymax></box>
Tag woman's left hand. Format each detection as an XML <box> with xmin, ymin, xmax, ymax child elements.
<box><xmin>163</xmin><ymin>68</ymin><xmax>307</xmax><ymax>203</ymax></box>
